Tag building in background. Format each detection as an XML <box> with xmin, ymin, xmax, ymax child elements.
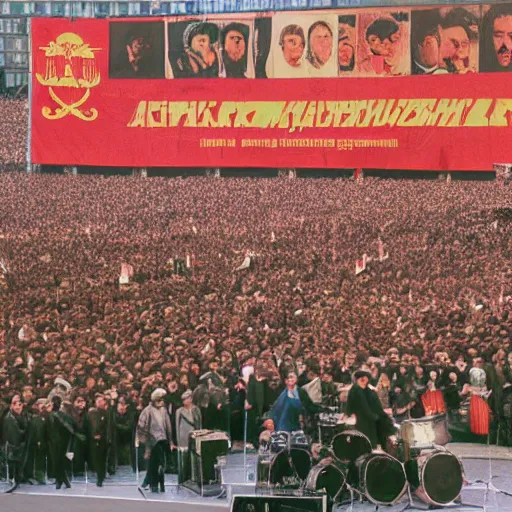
<box><xmin>0</xmin><ymin>16</ymin><xmax>28</xmax><ymax>93</ymax></box>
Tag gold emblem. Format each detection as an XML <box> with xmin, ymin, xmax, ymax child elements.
<box><xmin>36</xmin><ymin>32</ymin><xmax>101</xmax><ymax>121</ymax></box>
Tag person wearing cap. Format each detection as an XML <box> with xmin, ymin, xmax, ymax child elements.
<box><xmin>346</xmin><ymin>370</ymin><xmax>381</xmax><ymax>448</ymax></box>
<box><xmin>136</xmin><ymin>388</ymin><xmax>173</xmax><ymax>493</ymax></box>
<box><xmin>86</xmin><ymin>393</ymin><xmax>110</xmax><ymax>487</ymax></box>
<box><xmin>175</xmin><ymin>389</ymin><xmax>201</xmax><ymax>449</ymax></box>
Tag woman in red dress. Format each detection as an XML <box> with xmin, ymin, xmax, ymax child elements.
<box><xmin>468</xmin><ymin>367</ymin><xmax>491</xmax><ymax>436</ymax></box>
<box><xmin>421</xmin><ymin>370</ymin><xmax>446</xmax><ymax>416</ymax></box>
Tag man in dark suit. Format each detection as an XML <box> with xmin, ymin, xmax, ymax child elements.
<box><xmin>86</xmin><ymin>393</ymin><xmax>110</xmax><ymax>487</ymax></box>
<box><xmin>346</xmin><ymin>370</ymin><xmax>380</xmax><ymax>448</ymax></box>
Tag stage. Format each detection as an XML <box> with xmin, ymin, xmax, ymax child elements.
<box><xmin>1</xmin><ymin>444</ymin><xmax>511</xmax><ymax>512</ymax></box>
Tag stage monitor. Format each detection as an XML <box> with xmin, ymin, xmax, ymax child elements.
<box><xmin>231</xmin><ymin>494</ymin><xmax>327</xmax><ymax>512</ymax></box>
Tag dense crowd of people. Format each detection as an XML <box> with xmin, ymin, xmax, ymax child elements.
<box><xmin>0</xmin><ymin>98</ymin><xmax>27</xmax><ymax>170</ymax></box>
<box><xmin>0</xmin><ymin>172</ymin><xmax>511</xmax><ymax>492</ymax></box>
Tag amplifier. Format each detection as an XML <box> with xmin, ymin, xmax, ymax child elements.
<box><xmin>189</xmin><ymin>430</ymin><xmax>230</xmax><ymax>485</ymax></box>
<box><xmin>231</xmin><ymin>494</ymin><xmax>327</xmax><ymax>512</ymax></box>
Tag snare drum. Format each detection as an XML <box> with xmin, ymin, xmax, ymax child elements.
<box><xmin>399</xmin><ymin>414</ymin><xmax>451</xmax><ymax>448</ymax></box>
<box><xmin>306</xmin><ymin>463</ymin><xmax>346</xmax><ymax>501</ymax></box>
<box><xmin>357</xmin><ymin>451</ymin><xmax>408</xmax><ymax>506</ymax></box>
<box><xmin>405</xmin><ymin>449</ymin><xmax>464</xmax><ymax>506</ymax></box>
<box><xmin>332</xmin><ymin>430</ymin><xmax>372</xmax><ymax>463</ymax></box>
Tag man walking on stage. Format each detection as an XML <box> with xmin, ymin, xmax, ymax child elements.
<box><xmin>136</xmin><ymin>388</ymin><xmax>173</xmax><ymax>493</ymax></box>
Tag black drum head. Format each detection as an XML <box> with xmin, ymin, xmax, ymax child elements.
<box><xmin>423</xmin><ymin>453</ymin><xmax>463</xmax><ymax>505</ymax></box>
<box><xmin>365</xmin><ymin>455</ymin><xmax>406</xmax><ymax>505</ymax></box>
<box><xmin>333</xmin><ymin>431</ymin><xmax>372</xmax><ymax>462</ymax></box>
<box><xmin>312</xmin><ymin>465</ymin><xmax>345</xmax><ymax>500</ymax></box>
<box><xmin>269</xmin><ymin>449</ymin><xmax>312</xmax><ymax>486</ymax></box>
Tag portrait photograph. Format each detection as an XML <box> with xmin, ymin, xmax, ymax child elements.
<box><xmin>338</xmin><ymin>15</ymin><xmax>357</xmax><ymax>75</ymax></box>
<box><xmin>265</xmin><ymin>13</ymin><xmax>338</xmax><ymax>78</ymax></box>
<box><xmin>109</xmin><ymin>21</ymin><xmax>165</xmax><ymax>79</ymax></box>
<box><xmin>480</xmin><ymin>4</ymin><xmax>512</xmax><ymax>73</ymax></box>
<box><xmin>217</xmin><ymin>20</ymin><xmax>254</xmax><ymax>78</ymax></box>
<box><xmin>357</xmin><ymin>11</ymin><xmax>410</xmax><ymax>77</ymax></box>
<box><xmin>167</xmin><ymin>20</ymin><xmax>221</xmax><ymax>79</ymax></box>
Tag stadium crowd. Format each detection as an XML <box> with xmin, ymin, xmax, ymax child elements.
<box><xmin>0</xmin><ymin>98</ymin><xmax>27</xmax><ymax>171</ymax></box>
<box><xmin>0</xmin><ymin>172</ymin><xmax>511</xmax><ymax>489</ymax></box>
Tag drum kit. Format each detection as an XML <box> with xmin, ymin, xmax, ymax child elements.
<box><xmin>257</xmin><ymin>413</ymin><xmax>465</xmax><ymax>508</ymax></box>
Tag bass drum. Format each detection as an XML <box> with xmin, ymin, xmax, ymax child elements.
<box><xmin>269</xmin><ymin>448</ymin><xmax>312</xmax><ymax>487</ymax></box>
<box><xmin>305</xmin><ymin>463</ymin><xmax>346</xmax><ymax>501</ymax></box>
<box><xmin>405</xmin><ymin>449</ymin><xmax>464</xmax><ymax>506</ymax></box>
<box><xmin>332</xmin><ymin>430</ymin><xmax>372</xmax><ymax>463</ymax></box>
<box><xmin>357</xmin><ymin>451</ymin><xmax>408</xmax><ymax>506</ymax></box>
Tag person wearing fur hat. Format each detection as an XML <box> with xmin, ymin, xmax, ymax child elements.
<box><xmin>136</xmin><ymin>388</ymin><xmax>173</xmax><ymax>493</ymax></box>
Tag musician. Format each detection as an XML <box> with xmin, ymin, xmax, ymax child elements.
<box><xmin>346</xmin><ymin>370</ymin><xmax>381</xmax><ymax>448</ymax></box>
<box><xmin>269</xmin><ymin>371</ymin><xmax>323</xmax><ymax>433</ymax></box>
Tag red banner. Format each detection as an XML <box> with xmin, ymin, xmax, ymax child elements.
<box><xmin>31</xmin><ymin>17</ymin><xmax>512</xmax><ymax>171</ymax></box>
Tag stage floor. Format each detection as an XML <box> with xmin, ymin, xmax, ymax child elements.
<box><xmin>1</xmin><ymin>443</ymin><xmax>511</xmax><ymax>512</ymax></box>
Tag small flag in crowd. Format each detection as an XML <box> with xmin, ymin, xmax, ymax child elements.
<box><xmin>355</xmin><ymin>254</ymin><xmax>368</xmax><ymax>275</ymax></box>
<box><xmin>378</xmin><ymin>237</ymin><xmax>389</xmax><ymax>262</ymax></box>
<box><xmin>119</xmin><ymin>263</ymin><xmax>134</xmax><ymax>284</ymax></box>
<box><xmin>271</xmin><ymin>231</ymin><xmax>276</xmax><ymax>243</ymax></box>
<box><xmin>491</xmin><ymin>220</ymin><xmax>498</xmax><ymax>230</ymax></box>
<box><xmin>186</xmin><ymin>254</ymin><xmax>191</xmax><ymax>269</ymax></box>
<box><xmin>192</xmin><ymin>225</ymin><xmax>198</xmax><ymax>235</ymax></box>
